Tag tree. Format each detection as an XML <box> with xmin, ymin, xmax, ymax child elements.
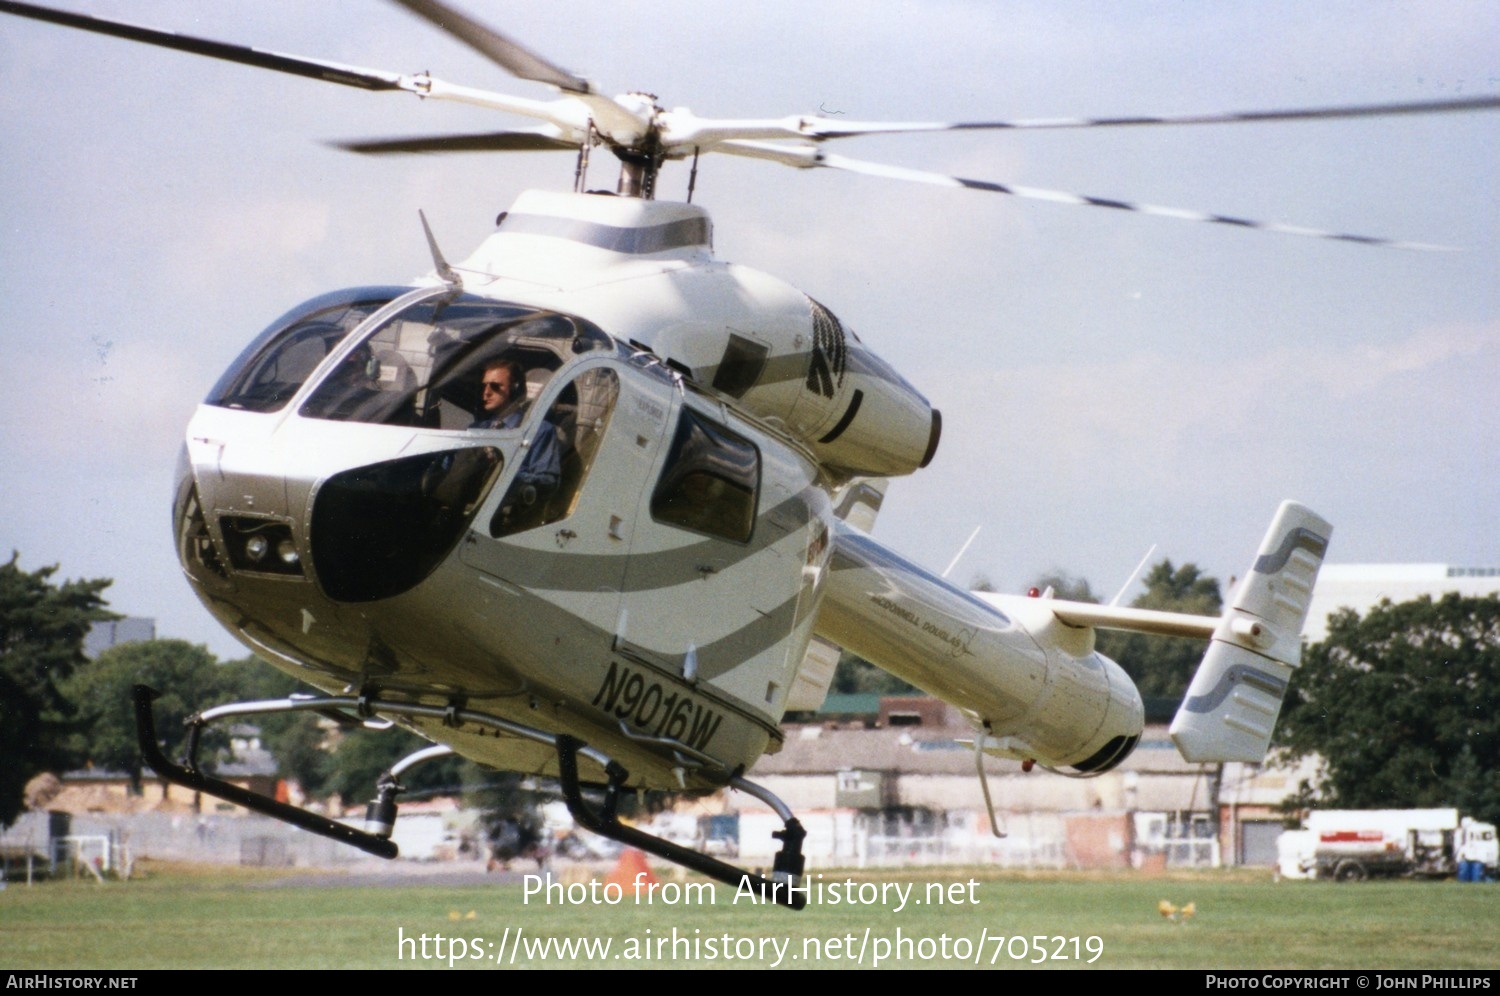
<box><xmin>1276</xmin><ymin>593</ymin><xmax>1500</xmax><ymax>826</ymax></box>
<box><xmin>62</xmin><ymin>639</ymin><xmax>239</xmax><ymax>785</ymax></box>
<box><xmin>1097</xmin><ymin>560</ymin><xmax>1222</xmax><ymax>700</ymax></box>
<box><xmin>0</xmin><ymin>555</ymin><xmax>114</xmax><ymax>826</ymax></box>
<box><xmin>320</xmin><ymin>726</ymin><xmax>469</xmax><ymax>804</ymax></box>
<box><xmin>62</xmin><ymin>639</ymin><xmax>468</xmax><ymax>804</ymax></box>
<box><xmin>831</xmin><ymin>649</ymin><xmax>918</xmax><ymax>695</ymax></box>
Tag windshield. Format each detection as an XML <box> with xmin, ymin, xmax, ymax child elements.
<box><xmin>205</xmin><ymin>286</ymin><xmax>409</xmax><ymax>413</ymax></box>
<box><xmin>299</xmin><ymin>295</ymin><xmax>613</xmax><ymax>430</ymax></box>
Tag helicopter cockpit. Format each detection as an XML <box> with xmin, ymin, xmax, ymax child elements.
<box><xmin>187</xmin><ymin>287</ymin><xmax>630</xmax><ymax>600</ymax></box>
<box><xmin>208</xmin><ymin>286</ymin><xmax>614</xmax><ymax>430</ymax></box>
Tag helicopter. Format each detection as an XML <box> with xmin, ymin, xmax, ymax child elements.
<box><xmin>4</xmin><ymin>1</ymin><xmax>1494</xmax><ymax>906</ymax></box>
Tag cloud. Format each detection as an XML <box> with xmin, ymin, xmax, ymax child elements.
<box><xmin>928</xmin><ymin>319</ymin><xmax>1500</xmax><ymax>499</ymax></box>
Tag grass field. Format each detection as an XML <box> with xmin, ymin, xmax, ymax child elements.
<box><xmin>2</xmin><ymin>862</ymin><xmax>1496</xmax><ymax>970</ymax></box>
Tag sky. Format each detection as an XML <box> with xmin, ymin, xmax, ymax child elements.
<box><xmin>1</xmin><ymin>1</ymin><xmax>1497</xmax><ymax>660</ymax></box>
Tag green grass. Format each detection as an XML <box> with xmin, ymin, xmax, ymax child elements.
<box><xmin>2</xmin><ymin>863</ymin><xmax>1496</xmax><ymax>969</ymax></box>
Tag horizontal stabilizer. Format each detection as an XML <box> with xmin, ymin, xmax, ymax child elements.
<box><xmin>1170</xmin><ymin>501</ymin><xmax>1331</xmax><ymax>763</ymax></box>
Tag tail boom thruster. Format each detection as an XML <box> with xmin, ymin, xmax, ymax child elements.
<box><xmin>814</xmin><ymin>524</ymin><xmax>1145</xmax><ymax>772</ymax></box>
<box><xmin>806</xmin><ymin>500</ymin><xmax>1328</xmax><ymax>774</ymax></box>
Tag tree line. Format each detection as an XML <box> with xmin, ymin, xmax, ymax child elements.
<box><xmin>4</xmin><ymin>551</ymin><xmax>1498</xmax><ymax>828</ymax></box>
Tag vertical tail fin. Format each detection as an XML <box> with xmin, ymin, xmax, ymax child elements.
<box><xmin>1170</xmin><ymin>501</ymin><xmax>1331</xmax><ymax>763</ymax></box>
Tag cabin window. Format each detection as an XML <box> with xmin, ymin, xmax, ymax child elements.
<box><xmin>650</xmin><ymin>408</ymin><xmax>759</xmax><ymax>543</ymax></box>
<box><xmin>711</xmin><ymin>333</ymin><xmax>768</xmax><ymax>399</ymax></box>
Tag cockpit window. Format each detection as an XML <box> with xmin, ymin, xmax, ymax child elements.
<box><xmin>206</xmin><ymin>286</ymin><xmax>408</xmax><ymax>413</ymax></box>
<box><xmin>299</xmin><ymin>295</ymin><xmax>612</xmax><ymax>429</ymax></box>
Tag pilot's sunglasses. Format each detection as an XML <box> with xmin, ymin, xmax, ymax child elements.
<box><xmin>481</xmin><ymin>381</ymin><xmax>506</xmax><ymax>392</ymax></box>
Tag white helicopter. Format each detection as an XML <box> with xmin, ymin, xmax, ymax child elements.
<box><xmin>7</xmin><ymin>0</ymin><xmax>1490</xmax><ymax>907</ymax></box>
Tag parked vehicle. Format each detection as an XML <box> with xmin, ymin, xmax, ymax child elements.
<box><xmin>1287</xmin><ymin>809</ymin><xmax>1497</xmax><ymax>881</ymax></box>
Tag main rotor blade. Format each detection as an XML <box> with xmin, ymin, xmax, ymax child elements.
<box><xmin>333</xmin><ymin>130</ymin><xmax>578</xmax><ymax>155</ymax></box>
<box><xmin>0</xmin><ymin>0</ymin><xmax>404</xmax><ymax>91</ymax></box>
<box><xmin>718</xmin><ymin>141</ymin><xmax>1455</xmax><ymax>250</ymax></box>
<box><xmin>388</xmin><ymin>0</ymin><xmax>591</xmax><ymax>94</ymax></box>
<box><xmin>386</xmin><ymin>0</ymin><xmax>652</xmax><ymax>143</ymax></box>
<box><xmin>666</xmin><ymin>95</ymin><xmax>1500</xmax><ymax>150</ymax></box>
<box><xmin>2</xmin><ymin>1</ymin><xmax>596</xmax><ymax>137</ymax></box>
<box><xmin>662</xmin><ymin>94</ymin><xmax>1500</xmax><ymax>152</ymax></box>
<box><xmin>801</xmin><ymin>94</ymin><xmax>1500</xmax><ymax>139</ymax></box>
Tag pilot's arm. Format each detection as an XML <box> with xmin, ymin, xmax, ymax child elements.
<box><xmin>516</xmin><ymin>420</ymin><xmax>562</xmax><ymax>492</ymax></box>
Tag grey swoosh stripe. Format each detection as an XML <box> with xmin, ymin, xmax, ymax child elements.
<box><xmin>479</xmin><ymin>491</ymin><xmax>818</xmax><ymax>593</ymax></box>
<box><xmin>501</xmin><ymin>213</ymin><xmax>710</xmax><ymax>254</ymax></box>
<box><xmin>1180</xmin><ymin>662</ymin><xmax>1288</xmax><ymax>714</ymax></box>
<box><xmin>841</xmin><ymin>344</ymin><xmax>927</xmax><ymax>398</ymax></box>
<box><xmin>390</xmin><ymin>582</ymin><xmax>792</xmax><ymax>741</ymax></box>
<box><xmin>652</xmin><ymin>590</ymin><xmax>804</xmax><ymax>683</ymax></box>
<box><xmin>1253</xmin><ymin>527</ymin><xmax>1329</xmax><ymax>575</ymax></box>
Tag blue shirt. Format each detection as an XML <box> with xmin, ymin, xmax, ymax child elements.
<box><xmin>472</xmin><ymin>408</ymin><xmax>561</xmax><ymax>491</ymax></box>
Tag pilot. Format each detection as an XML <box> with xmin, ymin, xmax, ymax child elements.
<box><xmin>471</xmin><ymin>357</ymin><xmax>561</xmax><ymax>496</ymax></box>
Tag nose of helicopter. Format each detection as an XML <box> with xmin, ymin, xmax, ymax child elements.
<box><xmin>173</xmin><ymin>417</ymin><xmax>505</xmax><ymax>607</ymax></box>
<box><xmin>173</xmin><ymin>443</ymin><xmax>234</xmax><ymax>589</ymax></box>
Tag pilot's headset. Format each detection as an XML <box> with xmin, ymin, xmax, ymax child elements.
<box><xmin>502</xmin><ymin>359</ymin><xmax>526</xmax><ymax>405</ymax></box>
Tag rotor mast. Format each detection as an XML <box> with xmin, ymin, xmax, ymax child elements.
<box><xmin>612</xmin><ymin>145</ymin><xmax>665</xmax><ymax>198</ymax></box>
<box><xmin>604</xmin><ymin>92</ymin><xmax>666</xmax><ymax>199</ymax></box>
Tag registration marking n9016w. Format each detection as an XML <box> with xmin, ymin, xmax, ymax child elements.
<box><xmin>592</xmin><ymin>660</ymin><xmax>724</xmax><ymax>751</ymax></box>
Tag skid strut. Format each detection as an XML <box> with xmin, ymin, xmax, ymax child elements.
<box><xmin>554</xmin><ymin>735</ymin><xmax>806</xmax><ymax>910</ymax></box>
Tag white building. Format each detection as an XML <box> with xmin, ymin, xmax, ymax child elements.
<box><xmin>1302</xmin><ymin>563</ymin><xmax>1500</xmax><ymax>639</ymax></box>
<box><xmin>82</xmin><ymin>616</ymin><xmax>156</xmax><ymax>658</ymax></box>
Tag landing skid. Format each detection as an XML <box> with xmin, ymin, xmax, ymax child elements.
<box><xmin>133</xmin><ymin>684</ymin><xmax>399</xmax><ymax>858</ymax></box>
<box><xmin>132</xmin><ymin>684</ymin><xmax>807</xmax><ymax>909</ymax></box>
